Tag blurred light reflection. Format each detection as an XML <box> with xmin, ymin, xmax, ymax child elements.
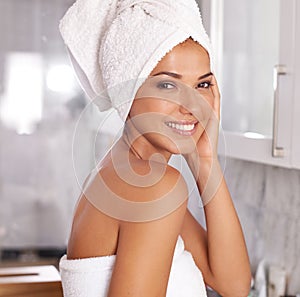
<box><xmin>244</xmin><ymin>131</ymin><xmax>265</xmax><ymax>139</ymax></box>
<box><xmin>0</xmin><ymin>52</ymin><xmax>43</xmax><ymax>135</ymax></box>
<box><xmin>46</xmin><ymin>64</ymin><xmax>77</xmax><ymax>96</ymax></box>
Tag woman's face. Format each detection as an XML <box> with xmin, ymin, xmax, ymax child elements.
<box><xmin>127</xmin><ymin>38</ymin><xmax>214</xmax><ymax>156</ymax></box>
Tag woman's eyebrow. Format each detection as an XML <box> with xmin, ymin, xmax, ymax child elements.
<box><xmin>151</xmin><ymin>71</ymin><xmax>213</xmax><ymax>80</ymax></box>
<box><xmin>152</xmin><ymin>71</ymin><xmax>182</xmax><ymax>79</ymax></box>
<box><xmin>198</xmin><ymin>72</ymin><xmax>213</xmax><ymax>80</ymax></box>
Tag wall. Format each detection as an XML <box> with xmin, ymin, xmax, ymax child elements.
<box><xmin>223</xmin><ymin>157</ymin><xmax>300</xmax><ymax>294</ymax></box>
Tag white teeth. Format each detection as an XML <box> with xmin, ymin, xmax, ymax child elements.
<box><xmin>166</xmin><ymin>122</ymin><xmax>195</xmax><ymax>131</ymax></box>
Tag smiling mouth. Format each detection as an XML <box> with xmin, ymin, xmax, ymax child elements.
<box><xmin>165</xmin><ymin>121</ymin><xmax>198</xmax><ymax>135</ymax></box>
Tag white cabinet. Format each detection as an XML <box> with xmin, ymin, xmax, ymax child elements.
<box><xmin>209</xmin><ymin>0</ymin><xmax>300</xmax><ymax>169</ymax></box>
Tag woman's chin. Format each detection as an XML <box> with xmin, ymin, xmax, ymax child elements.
<box><xmin>168</xmin><ymin>142</ymin><xmax>197</xmax><ymax>156</ymax></box>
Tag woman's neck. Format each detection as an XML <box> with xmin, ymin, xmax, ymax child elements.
<box><xmin>121</xmin><ymin>124</ymin><xmax>171</xmax><ymax>164</ymax></box>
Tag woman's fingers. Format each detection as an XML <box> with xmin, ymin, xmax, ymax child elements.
<box><xmin>211</xmin><ymin>75</ymin><xmax>221</xmax><ymax>120</ymax></box>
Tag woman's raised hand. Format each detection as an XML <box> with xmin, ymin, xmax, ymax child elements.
<box><xmin>183</xmin><ymin>75</ymin><xmax>222</xmax><ymax>204</ymax></box>
<box><xmin>184</xmin><ymin>75</ymin><xmax>220</xmax><ymax>166</ymax></box>
<box><xmin>194</xmin><ymin>75</ymin><xmax>220</xmax><ymax>160</ymax></box>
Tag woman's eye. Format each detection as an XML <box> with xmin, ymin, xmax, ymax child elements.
<box><xmin>197</xmin><ymin>81</ymin><xmax>211</xmax><ymax>89</ymax></box>
<box><xmin>157</xmin><ymin>82</ymin><xmax>176</xmax><ymax>89</ymax></box>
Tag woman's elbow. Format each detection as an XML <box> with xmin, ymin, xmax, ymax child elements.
<box><xmin>212</xmin><ymin>272</ymin><xmax>252</xmax><ymax>297</ymax></box>
<box><xmin>215</xmin><ymin>274</ymin><xmax>252</xmax><ymax>297</ymax></box>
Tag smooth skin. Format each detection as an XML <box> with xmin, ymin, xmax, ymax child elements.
<box><xmin>67</xmin><ymin>38</ymin><xmax>252</xmax><ymax>297</ymax></box>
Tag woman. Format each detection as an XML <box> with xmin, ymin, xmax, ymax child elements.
<box><xmin>59</xmin><ymin>0</ymin><xmax>251</xmax><ymax>296</ymax></box>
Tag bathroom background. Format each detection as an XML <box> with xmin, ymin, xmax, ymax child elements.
<box><xmin>0</xmin><ymin>0</ymin><xmax>299</xmax><ymax>295</ymax></box>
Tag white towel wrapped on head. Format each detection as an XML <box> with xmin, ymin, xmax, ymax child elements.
<box><xmin>59</xmin><ymin>0</ymin><xmax>213</xmax><ymax>121</ymax></box>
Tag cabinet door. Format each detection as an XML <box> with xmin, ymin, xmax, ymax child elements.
<box><xmin>211</xmin><ymin>0</ymin><xmax>297</xmax><ymax>168</ymax></box>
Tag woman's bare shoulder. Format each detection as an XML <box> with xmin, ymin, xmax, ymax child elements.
<box><xmin>67</xmin><ymin>158</ymin><xmax>188</xmax><ymax>260</ymax></box>
<box><xmin>98</xmin><ymin>158</ymin><xmax>188</xmax><ymax>203</ymax></box>
<box><xmin>106</xmin><ymin>160</ymin><xmax>188</xmax><ymax>296</ymax></box>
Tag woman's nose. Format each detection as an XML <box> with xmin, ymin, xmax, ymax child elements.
<box><xmin>179</xmin><ymin>104</ymin><xmax>193</xmax><ymax>114</ymax></box>
<box><xmin>178</xmin><ymin>86</ymin><xmax>201</xmax><ymax>116</ymax></box>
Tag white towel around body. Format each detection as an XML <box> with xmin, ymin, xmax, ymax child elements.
<box><xmin>59</xmin><ymin>235</ymin><xmax>207</xmax><ymax>297</ymax></box>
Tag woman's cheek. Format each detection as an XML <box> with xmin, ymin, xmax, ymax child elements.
<box><xmin>200</xmin><ymin>89</ymin><xmax>214</xmax><ymax>107</ymax></box>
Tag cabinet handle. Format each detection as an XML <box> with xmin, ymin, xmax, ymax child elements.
<box><xmin>272</xmin><ymin>65</ymin><xmax>286</xmax><ymax>158</ymax></box>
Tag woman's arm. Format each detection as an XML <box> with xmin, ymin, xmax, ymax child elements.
<box><xmin>107</xmin><ymin>166</ymin><xmax>188</xmax><ymax>297</ymax></box>
<box><xmin>183</xmin><ymin>75</ymin><xmax>252</xmax><ymax>296</ymax></box>
<box><xmin>181</xmin><ymin>162</ymin><xmax>252</xmax><ymax>297</ymax></box>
